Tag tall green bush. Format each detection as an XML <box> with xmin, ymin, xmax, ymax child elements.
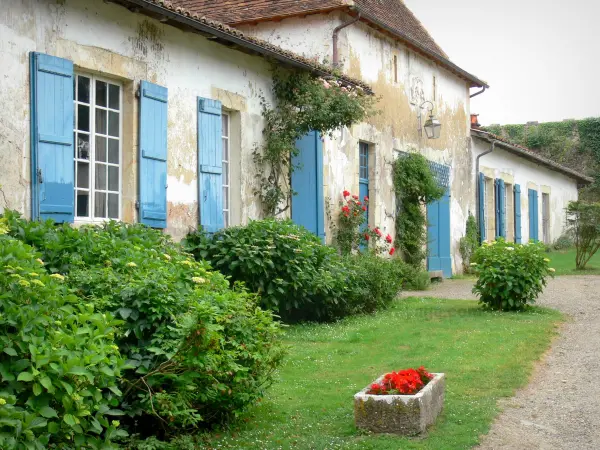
<box><xmin>2</xmin><ymin>212</ymin><xmax>285</xmax><ymax>438</ymax></box>
<box><xmin>566</xmin><ymin>201</ymin><xmax>600</xmax><ymax>269</ymax></box>
<box><xmin>0</xmin><ymin>233</ymin><xmax>125</xmax><ymax>448</ymax></box>
<box><xmin>471</xmin><ymin>239</ymin><xmax>553</xmax><ymax>311</ymax></box>
<box><xmin>459</xmin><ymin>215</ymin><xmax>479</xmax><ymax>273</ymax></box>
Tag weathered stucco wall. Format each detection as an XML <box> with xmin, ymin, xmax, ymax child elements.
<box><xmin>0</xmin><ymin>0</ymin><xmax>274</xmax><ymax>239</ymax></box>
<box><xmin>473</xmin><ymin>137</ymin><xmax>579</xmax><ymax>243</ymax></box>
<box><xmin>240</xmin><ymin>13</ymin><xmax>473</xmax><ymax>273</ymax></box>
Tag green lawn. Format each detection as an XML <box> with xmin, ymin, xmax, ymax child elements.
<box><xmin>547</xmin><ymin>248</ymin><xmax>600</xmax><ymax>275</ymax></box>
<box><xmin>202</xmin><ymin>298</ymin><xmax>562</xmax><ymax>449</ymax></box>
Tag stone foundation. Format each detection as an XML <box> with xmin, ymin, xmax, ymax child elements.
<box><xmin>354</xmin><ymin>373</ymin><xmax>445</xmax><ymax>435</ymax></box>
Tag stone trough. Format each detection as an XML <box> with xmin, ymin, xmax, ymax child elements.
<box><xmin>354</xmin><ymin>373</ymin><xmax>445</xmax><ymax>435</ymax></box>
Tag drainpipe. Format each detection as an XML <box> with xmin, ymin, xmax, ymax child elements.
<box><xmin>332</xmin><ymin>13</ymin><xmax>361</xmax><ymax>67</ymax></box>
<box><xmin>475</xmin><ymin>139</ymin><xmax>498</xmax><ymax>240</ymax></box>
<box><xmin>470</xmin><ymin>86</ymin><xmax>486</xmax><ymax>98</ymax></box>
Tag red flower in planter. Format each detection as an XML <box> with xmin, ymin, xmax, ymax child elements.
<box><xmin>343</xmin><ymin>190</ymin><xmax>350</xmax><ymax>198</ymax></box>
<box><xmin>389</xmin><ymin>247</ymin><xmax>396</xmax><ymax>256</ymax></box>
<box><xmin>385</xmin><ymin>234</ymin><xmax>392</xmax><ymax>243</ymax></box>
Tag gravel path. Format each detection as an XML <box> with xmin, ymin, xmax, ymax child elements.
<box><xmin>404</xmin><ymin>276</ymin><xmax>600</xmax><ymax>449</ymax></box>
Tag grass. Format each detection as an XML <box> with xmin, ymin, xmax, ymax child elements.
<box><xmin>202</xmin><ymin>298</ymin><xmax>562</xmax><ymax>450</ymax></box>
<box><xmin>547</xmin><ymin>248</ymin><xmax>600</xmax><ymax>275</ymax></box>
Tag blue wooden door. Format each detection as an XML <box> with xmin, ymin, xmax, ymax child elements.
<box><xmin>358</xmin><ymin>142</ymin><xmax>369</xmax><ymax>235</ymax></box>
<box><xmin>427</xmin><ymin>191</ymin><xmax>452</xmax><ymax>277</ymax></box>
<box><xmin>528</xmin><ymin>188</ymin><xmax>539</xmax><ymax>242</ymax></box>
<box><xmin>291</xmin><ymin>131</ymin><xmax>324</xmax><ymax>240</ymax></box>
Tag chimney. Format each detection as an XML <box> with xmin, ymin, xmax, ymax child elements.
<box><xmin>470</xmin><ymin>114</ymin><xmax>480</xmax><ymax>129</ymax></box>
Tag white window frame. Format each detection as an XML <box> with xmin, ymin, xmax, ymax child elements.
<box><xmin>221</xmin><ymin>112</ymin><xmax>230</xmax><ymax>228</ymax></box>
<box><xmin>73</xmin><ymin>73</ymin><xmax>123</xmax><ymax>223</ymax></box>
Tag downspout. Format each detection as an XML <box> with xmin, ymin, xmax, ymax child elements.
<box><xmin>470</xmin><ymin>86</ymin><xmax>486</xmax><ymax>98</ymax></box>
<box><xmin>333</xmin><ymin>13</ymin><xmax>361</xmax><ymax>67</ymax></box>
<box><xmin>475</xmin><ymin>139</ymin><xmax>498</xmax><ymax>241</ymax></box>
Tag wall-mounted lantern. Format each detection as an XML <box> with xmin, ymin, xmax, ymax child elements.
<box><xmin>418</xmin><ymin>101</ymin><xmax>442</xmax><ymax>139</ymax></box>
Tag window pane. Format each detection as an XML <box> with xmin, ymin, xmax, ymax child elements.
<box><xmin>94</xmin><ymin>192</ymin><xmax>107</xmax><ymax>218</ymax></box>
<box><xmin>96</xmin><ymin>136</ymin><xmax>107</xmax><ymax>162</ymax></box>
<box><xmin>108</xmin><ymin>166</ymin><xmax>119</xmax><ymax>192</ymax></box>
<box><xmin>107</xmin><ymin>193</ymin><xmax>119</xmax><ymax>219</ymax></box>
<box><xmin>223</xmin><ymin>187</ymin><xmax>229</xmax><ymax>209</ymax></box>
<box><xmin>96</xmin><ymin>81</ymin><xmax>107</xmax><ymax>107</ymax></box>
<box><xmin>77</xmin><ymin>162</ymin><xmax>89</xmax><ymax>188</ymax></box>
<box><xmin>108</xmin><ymin>84</ymin><xmax>120</xmax><ymax>110</ymax></box>
<box><xmin>77</xmin><ymin>104</ymin><xmax>90</xmax><ymax>132</ymax></box>
<box><xmin>108</xmin><ymin>111</ymin><xmax>119</xmax><ymax>137</ymax></box>
<box><xmin>95</xmin><ymin>109</ymin><xmax>107</xmax><ymax>135</ymax></box>
<box><xmin>222</xmin><ymin>138</ymin><xmax>228</xmax><ymax>160</ymax></box>
<box><xmin>107</xmin><ymin>139</ymin><xmax>119</xmax><ymax>164</ymax></box>
<box><xmin>76</xmin><ymin>191</ymin><xmax>89</xmax><ymax>217</ymax></box>
<box><xmin>222</xmin><ymin>115</ymin><xmax>229</xmax><ymax>137</ymax></box>
<box><xmin>222</xmin><ymin>162</ymin><xmax>229</xmax><ymax>185</ymax></box>
<box><xmin>77</xmin><ymin>76</ymin><xmax>90</xmax><ymax>104</ymax></box>
<box><xmin>76</xmin><ymin>134</ymin><xmax>90</xmax><ymax>160</ymax></box>
<box><xmin>95</xmin><ymin>163</ymin><xmax>106</xmax><ymax>190</ymax></box>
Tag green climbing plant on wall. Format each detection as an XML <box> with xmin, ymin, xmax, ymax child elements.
<box><xmin>253</xmin><ymin>68</ymin><xmax>377</xmax><ymax>216</ymax></box>
<box><xmin>392</xmin><ymin>153</ymin><xmax>444</xmax><ymax>267</ymax></box>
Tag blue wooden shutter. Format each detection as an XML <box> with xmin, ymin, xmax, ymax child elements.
<box><xmin>139</xmin><ymin>81</ymin><xmax>168</xmax><ymax>228</ymax></box>
<box><xmin>30</xmin><ymin>52</ymin><xmax>74</xmax><ymax>222</ymax></box>
<box><xmin>197</xmin><ymin>97</ymin><xmax>223</xmax><ymax>233</ymax></box>
<box><xmin>528</xmin><ymin>188</ymin><xmax>539</xmax><ymax>242</ymax></box>
<box><xmin>498</xmin><ymin>179</ymin><xmax>506</xmax><ymax>238</ymax></box>
<box><xmin>494</xmin><ymin>179</ymin><xmax>500</xmax><ymax>238</ymax></box>
<box><xmin>478</xmin><ymin>173</ymin><xmax>486</xmax><ymax>242</ymax></box>
<box><xmin>514</xmin><ymin>184</ymin><xmax>522</xmax><ymax>243</ymax></box>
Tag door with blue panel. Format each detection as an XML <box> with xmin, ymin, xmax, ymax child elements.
<box><xmin>495</xmin><ymin>179</ymin><xmax>506</xmax><ymax>239</ymax></box>
<box><xmin>514</xmin><ymin>184</ymin><xmax>522</xmax><ymax>243</ymax></box>
<box><xmin>358</xmin><ymin>142</ymin><xmax>369</xmax><ymax>234</ymax></box>
<box><xmin>30</xmin><ymin>52</ymin><xmax>75</xmax><ymax>222</ymax></box>
<box><xmin>291</xmin><ymin>131</ymin><xmax>324</xmax><ymax>240</ymax></box>
<box><xmin>528</xmin><ymin>188</ymin><xmax>539</xmax><ymax>241</ymax></box>
<box><xmin>426</xmin><ymin>161</ymin><xmax>451</xmax><ymax>277</ymax></box>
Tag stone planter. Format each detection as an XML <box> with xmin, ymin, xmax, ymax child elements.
<box><xmin>354</xmin><ymin>373</ymin><xmax>445</xmax><ymax>435</ymax></box>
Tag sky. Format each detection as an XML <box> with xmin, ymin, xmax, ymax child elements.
<box><xmin>404</xmin><ymin>0</ymin><xmax>600</xmax><ymax>126</ymax></box>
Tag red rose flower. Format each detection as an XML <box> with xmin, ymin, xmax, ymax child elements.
<box><xmin>385</xmin><ymin>234</ymin><xmax>392</xmax><ymax>243</ymax></box>
<box><xmin>352</xmin><ymin>194</ymin><xmax>359</xmax><ymax>200</ymax></box>
<box><xmin>374</xmin><ymin>228</ymin><xmax>383</xmax><ymax>237</ymax></box>
<box><xmin>389</xmin><ymin>247</ymin><xmax>396</xmax><ymax>256</ymax></box>
<box><xmin>362</xmin><ymin>206</ymin><xmax>367</xmax><ymax>211</ymax></box>
<box><xmin>342</xmin><ymin>206</ymin><xmax>350</xmax><ymax>213</ymax></box>
<box><xmin>343</xmin><ymin>190</ymin><xmax>350</xmax><ymax>198</ymax></box>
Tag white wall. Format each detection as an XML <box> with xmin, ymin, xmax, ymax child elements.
<box><xmin>241</xmin><ymin>12</ymin><xmax>473</xmax><ymax>273</ymax></box>
<box><xmin>0</xmin><ymin>0</ymin><xmax>275</xmax><ymax>239</ymax></box>
<box><xmin>472</xmin><ymin>137</ymin><xmax>579</xmax><ymax>243</ymax></box>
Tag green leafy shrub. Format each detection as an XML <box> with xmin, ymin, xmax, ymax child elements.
<box><xmin>471</xmin><ymin>239</ymin><xmax>554</xmax><ymax>310</ymax></box>
<box><xmin>343</xmin><ymin>252</ymin><xmax>405</xmax><ymax>313</ymax></box>
<box><xmin>0</xmin><ymin>234</ymin><xmax>125</xmax><ymax>448</ymax></box>
<box><xmin>402</xmin><ymin>266</ymin><xmax>431</xmax><ymax>291</ymax></box>
<box><xmin>184</xmin><ymin>219</ymin><xmax>352</xmax><ymax>322</ymax></box>
<box><xmin>459</xmin><ymin>214</ymin><xmax>479</xmax><ymax>273</ymax></box>
<box><xmin>2</xmin><ymin>212</ymin><xmax>285</xmax><ymax>437</ymax></box>
<box><xmin>553</xmin><ymin>234</ymin><xmax>574</xmax><ymax>251</ymax></box>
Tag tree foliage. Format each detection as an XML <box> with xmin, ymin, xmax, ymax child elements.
<box><xmin>566</xmin><ymin>201</ymin><xmax>600</xmax><ymax>269</ymax></box>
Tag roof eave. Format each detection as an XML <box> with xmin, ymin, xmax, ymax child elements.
<box><xmin>110</xmin><ymin>0</ymin><xmax>373</xmax><ymax>93</ymax></box>
<box><xmin>472</xmin><ymin>129</ymin><xmax>593</xmax><ymax>184</ymax></box>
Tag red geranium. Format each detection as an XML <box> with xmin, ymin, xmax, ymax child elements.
<box><xmin>362</xmin><ymin>206</ymin><xmax>367</xmax><ymax>211</ymax></box>
<box><xmin>364</xmin><ymin>196</ymin><xmax>369</xmax><ymax>202</ymax></box>
<box><xmin>342</xmin><ymin>206</ymin><xmax>350</xmax><ymax>213</ymax></box>
<box><xmin>389</xmin><ymin>247</ymin><xmax>396</xmax><ymax>256</ymax></box>
<box><xmin>352</xmin><ymin>194</ymin><xmax>359</xmax><ymax>200</ymax></box>
<box><xmin>343</xmin><ymin>190</ymin><xmax>350</xmax><ymax>198</ymax></box>
<box><xmin>367</xmin><ymin>367</ymin><xmax>434</xmax><ymax>395</ymax></box>
<box><xmin>385</xmin><ymin>234</ymin><xmax>392</xmax><ymax>243</ymax></box>
<box><xmin>374</xmin><ymin>228</ymin><xmax>383</xmax><ymax>237</ymax></box>
<box><xmin>364</xmin><ymin>233</ymin><xmax>370</xmax><ymax>241</ymax></box>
